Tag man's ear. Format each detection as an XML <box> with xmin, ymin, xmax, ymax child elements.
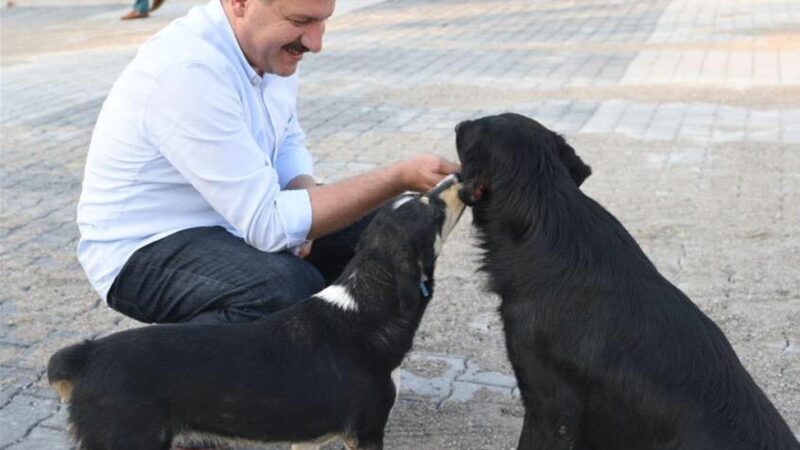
<box><xmin>227</xmin><ymin>0</ymin><xmax>247</xmax><ymax>18</ymax></box>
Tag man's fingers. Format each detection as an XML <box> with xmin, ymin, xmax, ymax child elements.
<box><xmin>424</xmin><ymin>172</ymin><xmax>451</xmax><ymax>191</ymax></box>
<box><xmin>438</xmin><ymin>159</ymin><xmax>461</xmax><ymax>175</ymax></box>
<box><xmin>293</xmin><ymin>241</ymin><xmax>313</xmax><ymax>258</ymax></box>
<box><xmin>401</xmin><ymin>154</ymin><xmax>461</xmax><ymax>192</ymax></box>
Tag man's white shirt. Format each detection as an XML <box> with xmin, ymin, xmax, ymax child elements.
<box><xmin>77</xmin><ymin>0</ymin><xmax>314</xmax><ymax>300</ymax></box>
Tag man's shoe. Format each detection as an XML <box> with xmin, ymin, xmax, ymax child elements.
<box><xmin>120</xmin><ymin>9</ymin><xmax>148</xmax><ymax>20</ymax></box>
<box><xmin>150</xmin><ymin>0</ymin><xmax>165</xmax><ymax>11</ymax></box>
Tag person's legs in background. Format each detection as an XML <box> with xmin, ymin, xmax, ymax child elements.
<box><xmin>121</xmin><ymin>0</ymin><xmax>149</xmax><ymax>20</ymax></box>
<box><xmin>150</xmin><ymin>0</ymin><xmax>165</xmax><ymax>12</ymax></box>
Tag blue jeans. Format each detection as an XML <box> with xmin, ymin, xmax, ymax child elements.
<box><xmin>133</xmin><ymin>0</ymin><xmax>148</xmax><ymax>13</ymax></box>
<box><xmin>107</xmin><ymin>214</ymin><xmax>373</xmax><ymax>324</ymax></box>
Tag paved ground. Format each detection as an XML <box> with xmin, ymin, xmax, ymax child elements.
<box><xmin>2</xmin><ymin>0</ymin><xmax>799</xmax><ymax>448</ymax></box>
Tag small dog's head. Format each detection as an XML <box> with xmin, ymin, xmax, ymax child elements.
<box><xmin>356</xmin><ymin>174</ymin><xmax>465</xmax><ymax>313</ymax></box>
<box><xmin>455</xmin><ymin>113</ymin><xmax>591</xmax><ymax>207</ymax></box>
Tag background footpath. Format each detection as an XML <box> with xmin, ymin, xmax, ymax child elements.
<box><xmin>1</xmin><ymin>0</ymin><xmax>799</xmax><ymax>447</ymax></box>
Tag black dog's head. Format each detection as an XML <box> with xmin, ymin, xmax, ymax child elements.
<box><xmin>355</xmin><ymin>174</ymin><xmax>466</xmax><ymax>313</ymax></box>
<box><xmin>455</xmin><ymin>113</ymin><xmax>591</xmax><ymax>207</ymax></box>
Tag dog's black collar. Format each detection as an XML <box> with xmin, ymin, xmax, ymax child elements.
<box><xmin>420</xmin><ymin>280</ymin><xmax>433</xmax><ymax>301</ymax></box>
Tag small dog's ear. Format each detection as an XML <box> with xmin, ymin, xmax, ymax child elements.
<box><xmin>553</xmin><ymin>134</ymin><xmax>591</xmax><ymax>187</ymax></box>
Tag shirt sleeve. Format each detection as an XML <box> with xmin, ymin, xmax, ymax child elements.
<box><xmin>144</xmin><ymin>61</ymin><xmax>312</xmax><ymax>251</ymax></box>
<box><xmin>275</xmin><ymin>112</ymin><xmax>315</xmax><ymax>189</ymax></box>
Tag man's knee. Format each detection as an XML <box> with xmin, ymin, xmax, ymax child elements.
<box><xmin>251</xmin><ymin>253</ymin><xmax>326</xmax><ymax>307</ymax></box>
<box><xmin>197</xmin><ymin>253</ymin><xmax>325</xmax><ymax>324</ymax></box>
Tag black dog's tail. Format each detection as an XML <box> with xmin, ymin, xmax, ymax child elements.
<box><xmin>47</xmin><ymin>340</ymin><xmax>93</xmax><ymax>403</ymax></box>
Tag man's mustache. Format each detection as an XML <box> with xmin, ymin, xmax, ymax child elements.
<box><xmin>284</xmin><ymin>40</ymin><xmax>309</xmax><ymax>54</ymax></box>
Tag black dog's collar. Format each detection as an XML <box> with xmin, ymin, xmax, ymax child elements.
<box><xmin>420</xmin><ymin>280</ymin><xmax>433</xmax><ymax>301</ymax></box>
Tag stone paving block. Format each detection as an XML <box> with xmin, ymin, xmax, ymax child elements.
<box><xmin>39</xmin><ymin>405</ymin><xmax>68</xmax><ymax>430</ymax></box>
<box><xmin>754</xmin><ymin>50</ymin><xmax>781</xmax><ymax>86</ymax></box>
<box><xmin>747</xmin><ymin>109</ymin><xmax>781</xmax><ymax>142</ymax></box>
<box><xmin>701</xmin><ymin>49</ymin><xmax>730</xmax><ymax>84</ymax></box>
<box><xmin>553</xmin><ymin>102</ymin><xmax>597</xmax><ymax>134</ymax></box>
<box><xmin>726</xmin><ymin>50</ymin><xmax>754</xmax><ymax>87</ymax></box>
<box><xmin>0</xmin><ymin>394</ymin><xmax>58</xmax><ymax>447</ymax></box>
<box><xmin>580</xmin><ymin>100</ymin><xmax>628</xmax><ymax>134</ymax></box>
<box><xmin>679</xmin><ymin>102</ymin><xmax>717</xmax><ymax>140</ymax></box>
<box><xmin>781</xmin><ymin>110</ymin><xmax>800</xmax><ymax>144</ymax></box>
<box><xmin>712</xmin><ymin>105</ymin><xmax>749</xmax><ymax>142</ymax></box>
<box><xmin>643</xmin><ymin>103</ymin><xmax>687</xmax><ymax>141</ymax></box>
<box><xmin>674</xmin><ymin>49</ymin><xmax>705</xmax><ymax>82</ymax></box>
<box><xmin>614</xmin><ymin>102</ymin><xmax>658</xmax><ymax>138</ymax></box>
<box><xmin>781</xmin><ymin>49</ymin><xmax>800</xmax><ymax>84</ymax></box>
<box><xmin>6</xmin><ymin>425</ymin><xmax>73</xmax><ymax>450</ymax></box>
<box><xmin>2</xmin><ymin>0</ymin><xmax>800</xmax><ymax>447</ymax></box>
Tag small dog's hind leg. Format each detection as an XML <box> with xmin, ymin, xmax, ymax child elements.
<box><xmin>291</xmin><ymin>444</ymin><xmax>322</xmax><ymax>450</ymax></box>
<box><xmin>348</xmin><ymin>433</ymin><xmax>384</xmax><ymax>450</ymax></box>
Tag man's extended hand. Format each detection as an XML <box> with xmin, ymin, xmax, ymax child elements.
<box><xmin>397</xmin><ymin>154</ymin><xmax>461</xmax><ymax>193</ymax></box>
<box><xmin>304</xmin><ymin>154</ymin><xmax>460</xmax><ymax>240</ymax></box>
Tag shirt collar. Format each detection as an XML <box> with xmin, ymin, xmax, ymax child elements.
<box><xmin>206</xmin><ymin>0</ymin><xmax>263</xmax><ymax>87</ymax></box>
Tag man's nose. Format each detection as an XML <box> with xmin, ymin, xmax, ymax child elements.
<box><xmin>301</xmin><ymin>21</ymin><xmax>326</xmax><ymax>53</ymax></box>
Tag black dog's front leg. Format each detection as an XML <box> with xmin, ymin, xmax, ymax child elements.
<box><xmin>515</xmin><ymin>364</ymin><xmax>584</xmax><ymax>450</ymax></box>
<box><xmin>518</xmin><ymin>409</ymin><xmax>582</xmax><ymax>450</ymax></box>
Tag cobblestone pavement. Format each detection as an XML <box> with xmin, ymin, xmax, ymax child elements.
<box><xmin>2</xmin><ymin>0</ymin><xmax>799</xmax><ymax>448</ymax></box>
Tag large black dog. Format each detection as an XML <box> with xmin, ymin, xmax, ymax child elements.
<box><xmin>456</xmin><ymin>113</ymin><xmax>798</xmax><ymax>450</ymax></box>
<box><xmin>48</xmin><ymin>176</ymin><xmax>465</xmax><ymax>450</ymax></box>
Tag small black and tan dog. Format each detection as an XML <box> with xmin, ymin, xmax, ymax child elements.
<box><xmin>456</xmin><ymin>113</ymin><xmax>799</xmax><ymax>450</ymax></box>
<box><xmin>48</xmin><ymin>175</ymin><xmax>465</xmax><ymax>450</ymax></box>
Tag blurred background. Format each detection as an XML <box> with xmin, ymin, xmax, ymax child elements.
<box><xmin>2</xmin><ymin>0</ymin><xmax>799</xmax><ymax>447</ymax></box>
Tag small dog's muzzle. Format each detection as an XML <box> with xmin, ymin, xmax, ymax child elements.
<box><xmin>426</xmin><ymin>174</ymin><xmax>466</xmax><ymax>242</ymax></box>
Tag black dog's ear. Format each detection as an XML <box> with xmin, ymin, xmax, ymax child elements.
<box><xmin>553</xmin><ymin>133</ymin><xmax>592</xmax><ymax>187</ymax></box>
<box><xmin>458</xmin><ymin>177</ymin><xmax>487</xmax><ymax>206</ymax></box>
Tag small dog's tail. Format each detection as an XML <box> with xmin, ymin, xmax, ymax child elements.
<box><xmin>47</xmin><ymin>340</ymin><xmax>93</xmax><ymax>403</ymax></box>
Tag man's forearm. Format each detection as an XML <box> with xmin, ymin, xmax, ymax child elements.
<box><xmin>305</xmin><ymin>163</ymin><xmax>405</xmax><ymax>239</ymax></box>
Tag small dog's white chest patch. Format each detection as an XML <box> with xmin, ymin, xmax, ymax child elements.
<box><xmin>315</xmin><ymin>285</ymin><xmax>358</xmax><ymax>312</ymax></box>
